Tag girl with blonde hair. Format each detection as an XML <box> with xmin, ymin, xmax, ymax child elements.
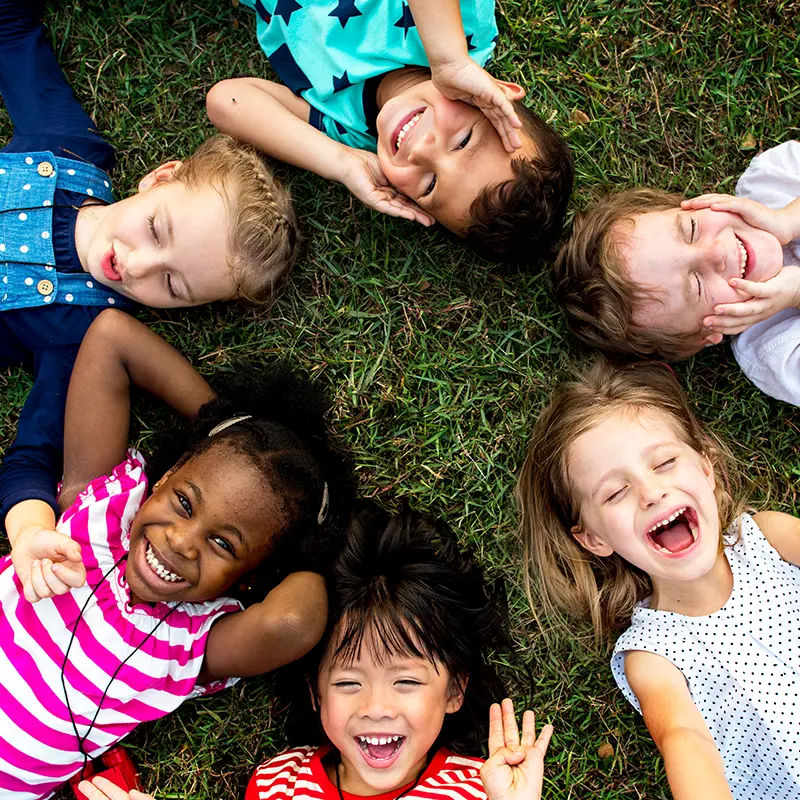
<box><xmin>517</xmin><ymin>359</ymin><xmax>800</xmax><ymax>800</ymax></box>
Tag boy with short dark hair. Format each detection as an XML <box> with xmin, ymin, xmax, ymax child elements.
<box><xmin>207</xmin><ymin>0</ymin><xmax>574</xmax><ymax>264</ymax></box>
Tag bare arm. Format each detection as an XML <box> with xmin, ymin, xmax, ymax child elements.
<box><xmin>199</xmin><ymin>571</ymin><xmax>328</xmax><ymax>682</ymax></box>
<box><xmin>60</xmin><ymin>310</ymin><xmax>214</xmax><ymax>509</ymax></box>
<box><xmin>753</xmin><ymin>510</ymin><xmax>800</xmax><ymax>566</ymax></box>
<box><xmin>406</xmin><ymin>0</ymin><xmax>470</xmax><ymax>68</ymax></box>
<box><xmin>626</xmin><ymin>650</ymin><xmax>733</xmax><ymax>800</ymax></box>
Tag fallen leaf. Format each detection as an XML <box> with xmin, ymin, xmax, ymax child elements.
<box><xmin>597</xmin><ymin>742</ymin><xmax>614</xmax><ymax>759</ymax></box>
<box><xmin>570</xmin><ymin>109</ymin><xmax>590</xmax><ymax>125</ymax></box>
<box><xmin>740</xmin><ymin>133</ymin><xmax>757</xmax><ymax>151</ymax></box>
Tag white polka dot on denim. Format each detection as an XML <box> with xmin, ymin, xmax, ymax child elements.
<box><xmin>108</xmin><ymin>297</ymin><xmax>116</xmax><ymax>304</ymax></box>
<box><xmin>18</xmin><ymin>213</ymin><xmax>27</xmax><ymax>221</ymax></box>
<box><xmin>0</xmin><ymin>168</ymin><xmax>5</xmax><ymax>174</ymax></box>
<box><xmin>0</xmin><ymin>244</ymin><xmax>5</xmax><ymax>252</ymax></box>
<box><xmin>43</xmin><ymin>200</ymin><xmax>51</xmax><ymax>207</ymax></box>
<box><xmin>104</xmin><ymin>180</ymin><xmax>110</xmax><ymax>188</ymax></box>
<box><xmin>25</xmin><ymin>157</ymin><xmax>33</xmax><ymax>165</ymax></box>
<box><xmin>86</xmin><ymin>188</ymin><xmax>94</xmax><ymax>196</ymax></box>
<box><xmin>67</xmin><ymin>168</ymin><xmax>76</xmax><ymax>175</ymax></box>
<box><xmin>20</xmin><ymin>245</ymin><xmax>29</xmax><ymax>254</ymax></box>
<box><xmin>45</xmin><ymin>265</ymin><xmax>53</xmax><ymax>271</ymax></box>
<box><xmin>41</xmin><ymin>231</ymin><xmax>50</xmax><ymax>239</ymax></box>
<box><xmin>3</xmin><ymin>276</ymin><xmax>7</xmax><ymax>283</ymax></box>
<box><xmin>65</xmin><ymin>294</ymin><xmax>74</xmax><ymax>302</ymax></box>
<box><xmin>86</xmin><ymin>281</ymin><xmax>94</xmax><ymax>288</ymax></box>
<box><xmin>24</xmin><ymin>277</ymin><xmax>33</xmax><ymax>286</ymax></box>
<box><xmin>22</xmin><ymin>184</ymin><xmax>31</xmax><ymax>191</ymax></box>
<box><xmin>44</xmin><ymin>295</ymin><xmax>52</xmax><ymax>303</ymax></box>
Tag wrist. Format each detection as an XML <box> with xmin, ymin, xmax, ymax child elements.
<box><xmin>428</xmin><ymin>45</ymin><xmax>471</xmax><ymax>72</ymax></box>
<box><xmin>5</xmin><ymin>499</ymin><xmax>55</xmax><ymax>547</ymax></box>
<box><xmin>779</xmin><ymin>197</ymin><xmax>800</xmax><ymax>243</ymax></box>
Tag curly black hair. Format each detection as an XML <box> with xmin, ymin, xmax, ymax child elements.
<box><xmin>279</xmin><ymin>502</ymin><xmax>510</xmax><ymax>757</ymax></box>
<box><xmin>147</xmin><ymin>361</ymin><xmax>354</xmax><ymax>604</ymax></box>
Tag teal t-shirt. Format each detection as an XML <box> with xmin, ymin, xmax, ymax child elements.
<box><xmin>240</xmin><ymin>0</ymin><xmax>499</xmax><ymax>152</ymax></box>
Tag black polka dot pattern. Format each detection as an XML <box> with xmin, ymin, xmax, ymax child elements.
<box><xmin>612</xmin><ymin>514</ymin><xmax>800</xmax><ymax>798</ymax></box>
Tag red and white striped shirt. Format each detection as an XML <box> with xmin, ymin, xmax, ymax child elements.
<box><xmin>245</xmin><ymin>746</ymin><xmax>487</xmax><ymax>800</ymax></box>
<box><xmin>0</xmin><ymin>451</ymin><xmax>242</xmax><ymax>799</ymax></box>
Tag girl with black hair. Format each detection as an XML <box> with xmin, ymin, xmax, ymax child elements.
<box><xmin>1</xmin><ymin>309</ymin><xmax>352</xmax><ymax>800</ymax></box>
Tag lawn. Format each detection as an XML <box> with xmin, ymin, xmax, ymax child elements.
<box><xmin>1</xmin><ymin>0</ymin><xmax>799</xmax><ymax>797</ymax></box>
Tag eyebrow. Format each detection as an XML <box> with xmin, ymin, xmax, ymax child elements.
<box><xmin>186</xmin><ymin>480</ymin><xmax>247</xmax><ymax>554</ymax></box>
<box><xmin>589</xmin><ymin>441</ymin><xmax>677</xmax><ymax>499</ymax></box>
<box><xmin>164</xmin><ymin>205</ymin><xmax>174</xmax><ymax>245</ymax></box>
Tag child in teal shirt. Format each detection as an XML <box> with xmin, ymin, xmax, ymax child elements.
<box><xmin>208</xmin><ymin>0</ymin><xmax>574</xmax><ymax>264</ymax></box>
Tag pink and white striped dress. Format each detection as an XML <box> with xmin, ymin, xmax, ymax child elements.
<box><xmin>0</xmin><ymin>451</ymin><xmax>242</xmax><ymax>799</ymax></box>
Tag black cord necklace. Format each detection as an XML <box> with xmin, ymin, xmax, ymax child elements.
<box><xmin>60</xmin><ymin>552</ymin><xmax>182</xmax><ymax>780</ymax></box>
<box><xmin>334</xmin><ymin>758</ymin><xmax>424</xmax><ymax>800</ymax></box>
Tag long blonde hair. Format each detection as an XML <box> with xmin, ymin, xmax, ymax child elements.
<box><xmin>516</xmin><ymin>360</ymin><xmax>745</xmax><ymax>643</ymax></box>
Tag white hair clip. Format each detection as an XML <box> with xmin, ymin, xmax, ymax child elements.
<box><xmin>317</xmin><ymin>482</ymin><xmax>330</xmax><ymax>525</ymax></box>
<box><xmin>207</xmin><ymin>415</ymin><xmax>253</xmax><ymax>437</ymax></box>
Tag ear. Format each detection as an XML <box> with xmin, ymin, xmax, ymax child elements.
<box><xmin>702</xmin><ymin>331</ymin><xmax>724</xmax><ymax>347</ymax></box>
<box><xmin>138</xmin><ymin>160</ymin><xmax>183</xmax><ymax>192</ymax></box>
<box><xmin>445</xmin><ymin>675</ymin><xmax>467</xmax><ymax>714</ymax></box>
<box><xmin>308</xmin><ymin>678</ymin><xmax>318</xmax><ymax>712</ymax></box>
<box><xmin>495</xmin><ymin>80</ymin><xmax>526</xmax><ymax>102</ymax></box>
<box><xmin>700</xmin><ymin>453</ymin><xmax>716</xmax><ymax>491</ymax></box>
<box><xmin>572</xmin><ymin>524</ymin><xmax>614</xmax><ymax>558</ymax></box>
<box><xmin>152</xmin><ymin>466</ymin><xmax>175</xmax><ymax>493</ymax></box>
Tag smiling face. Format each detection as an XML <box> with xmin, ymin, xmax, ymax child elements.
<box><xmin>125</xmin><ymin>446</ymin><xmax>283</xmax><ymax>604</ymax></box>
<box><xmin>621</xmin><ymin>207</ymin><xmax>784</xmax><ymax>346</ymax></box>
<box><xmin>74</xmin><ymin>162</ymin><xmax>236</xmax><ymax>308</ymax></box>
<box><xmin>375</xmin><ymin>80</ymin><xmax>535</xmax><ymax>233</ymax></box>
<box><xmin>567</xmin><ymin>408</ymin><xmax>722</xmax><ymax>588</ymax></box>
<box><xmin>317</xmin><ymin>632</ymin><xmax>464</xmax><ymax>796</ymax></box>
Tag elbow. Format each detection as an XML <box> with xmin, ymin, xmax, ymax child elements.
<box><xmin>274</xmin><ymin>608</ymin><xmax>327</xmax><ymax>664</ymax></box>
<box><xmin>207</xmin><ymin>79</ymin><xmax>248</xmax><ymax>134</ymax></box>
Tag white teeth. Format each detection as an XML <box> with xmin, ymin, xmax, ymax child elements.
<box><xmin>358</xmin><ymin>735</ymin><xmax>402</xmax><ymax>745</ymax></box>
<box><xmin>395</xmin><ymin>112</ymin><xmax>423</xmax><ymax>150</ymax></box>
<box><xmin>145</xmin><ymin>542</ymin><xmax>184</xmax><ymax>583</ymax></box>
<box><xmin>648</xmin><ymin>506</ymin><xmax>688</xmax><ymax>534</ymax></box>
<box><xmin>736</xmin><ymin>238</ymin><xmax>748</xmax><ymax>277</ymax></box>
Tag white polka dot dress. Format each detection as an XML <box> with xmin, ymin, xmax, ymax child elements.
<box><xmin>612</xmin><ymin>514</ymin><xmax>800</xmax><ymax>799</ymax></box>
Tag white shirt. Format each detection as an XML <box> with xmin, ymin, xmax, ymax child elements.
<box><xmin>732</xmin><ymin>140</ymin><xmax>800</xmax><ymax>405</ymax></box>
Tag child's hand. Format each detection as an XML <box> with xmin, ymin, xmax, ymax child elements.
<box><xmin>681</xmin><ymin>194</ymin><xmax>797</xmax><ymax>245</ymax></box>
<box><xmin>340</xmin><ymin>150</ymin><xmax>435</xmax><ymax>227</ymax></box>
<box><xmin>78</xmin><ymin>776</ymin><xmax>154</xmax><ymax>800</ymax></box>
<box><xmin>480</xmin><ymin>698</ymin><xmax>553</xmax><ymax>800</ymax></box>
<box><xmin>11</xmin><ymin>524</ymin><xmax>86</xmax><ymax>603</ymax></box>
<box><xmin>431</xmin><ymin>58</ymin><xmax>522</xmax><ymax>153</ymax></box>
<box><xmin>705</xmin><ymin>264</ymin><xmax>800</xmax><ymax>335</ymax></box>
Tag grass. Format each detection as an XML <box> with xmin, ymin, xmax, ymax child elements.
<box><xmin>1</xmin><ymin>0</ymin><xmax>799</xmax><ymax>797</ymax></box>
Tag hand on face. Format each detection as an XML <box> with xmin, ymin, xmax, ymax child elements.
<box><xmin>430</xmin><ymin>59</ymin><xmax>523</xmax><ymax>153</ymax></box>
<box><xmin>704</xmin><ymin>264</ymin><xmax>800</xmax><ymax>335</ymax></box>
<box><xmin>681</xmin><ymin>194</ymin><xmax>797</xmax><ymax>246</ymax></box>
<box><xmin>480</xmin><ymin>698</ymin><xmax>553</xmax><ymax>800</ymax></box>
<box><xmin>77</xmin><ymin>776</ymin><xmax>154</xmax><ymax>800</ymax></box>
<box><xmin>11</xmin><ymin>525</ymin><xmax>86</xmax><ymax>603</ymax></box>
<box><xmin>340</xmin><ymin>149</ymin><xmax>436</xmax><ymax>227</ymax></box>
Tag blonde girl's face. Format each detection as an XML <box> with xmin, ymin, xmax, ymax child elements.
<box><xmin>316</xmin><ymin>632</ymin><xmax>464</xmax><ymax>796</ymax></box>
<box><xmin>567</xmin><ymin>408</ymin><xmax>721</xmax><ymax>585</ymax></box>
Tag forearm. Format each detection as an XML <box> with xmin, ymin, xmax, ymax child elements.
<box><xmin>207</xmin><ymin>78</ymin><xmax>353</xmax><ymax>183</ymax></box>
<box><xmin>660</xmin><ymin>729</ymin><xmax>733</xmax><ymax>800</ymax></box>
<box><xmin>406</xmin><ymin>0</ymin><xmax>469</xmax><ymax>67</ymax></box>
<box><xmin>781</xmin><ymin>196</ymin><xmax>800</xmax><ymax>241</ymax></box>
<box><xmin>200</xmin><ymin>571</ymin><xmax>328</xmax><ymax>681</ymax></box>
<box><xmin>4</xmin><ymin>499</ymin><xmax>55</xmax><ymax>547</ymax></box>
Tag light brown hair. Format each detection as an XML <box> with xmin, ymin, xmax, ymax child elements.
<box><xmin>175</xmin><ymin>135</ymin><xmax>298</xmax><ymax>304</ymax></box>
<box><xmin>553</xmin><ymin>188</ymin><xmax>706</xmax><ymax>360</ymax></box>
<box><xmin>516</xmin><ymin>359</ymin><xmax>746</xmax><ymax>644</ymax></box>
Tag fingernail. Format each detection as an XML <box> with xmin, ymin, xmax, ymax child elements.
<box><xmin>51</xmin><ymin>564</ymin><xmax>59</xmax><ymax>572</ymax></box>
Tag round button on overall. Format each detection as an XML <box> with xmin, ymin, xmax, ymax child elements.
<box><xmin>37</xmin><ymin>279</ymin><xmax>54</xmax><ymax>296</ymax></box>
<box><xmin>37</xmin><ymin>161</ymin><xmax>54</xmax><ymax>177</ymax></box>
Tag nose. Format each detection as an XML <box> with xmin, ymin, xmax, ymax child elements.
<box><xmin>700</xmin><ymin>239</ymin><xmax>727</xmax><ymax>274</ymax></box>
<box><xmin>164</xmin><ymin>521</ymin><xmax>200</xmax><ymax>561</ymax></box>
<box><xmin>125</xmin><ymin>250</ymin><xmax>157</xmax><ymax>281</ymax></box>
<box><xmin>358</xmin><ymin>685</ymin><xmax>397</xmax><ymax>720</ymax></box>
<box><xmin>638</xmin><ymin>475</ymin><xmax>668</xmax><ymax>509</ymax></box>
<box><xmin>408</xmin><ymin>128</ymin><xmax>437</xmax><ymax>166</ymax></box>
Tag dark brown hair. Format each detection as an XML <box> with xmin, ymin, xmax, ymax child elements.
<box><xmin>465</xmin><ymin>102</ymin><xmax>574</xmax><ymax>264</ymax></box>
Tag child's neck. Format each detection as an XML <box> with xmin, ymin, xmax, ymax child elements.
<box><xmin>325</xmin><ymin>750</ymin><xmax>428</xmax><ymax>798</ymax></box>
<box><xmin>73</xmin><ymin>200</ymin><xmax>112</xmax><ymax>272</ymax></box>
<box><xmin>650</xmin><ymin>551</ymin><xmax>733</xmax><ymax>616</ymax></box>
<box><xmin>376</xmin><ymin>67</ymin><xmax>431</xmax><ymax>108</ymax></box>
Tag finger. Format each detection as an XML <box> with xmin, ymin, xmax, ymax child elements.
<box><xmin>50</xmin><ymin>561</ymin><xmax>87</xmax><ymax>588</ymax></box>
<box><xmin>130</xmin><ymin>793</ymin><xmax>156</xmax><ymax>800</ymax></box>
<box><xmin>680</xmin><ymin>193</ymin><xmax>735</xmax><ymax>209</ymax></box>
<box><xmin>712</xmin><ymin>298</ymin><xmax>771</xmax><ymax>317</ymax></box>
<box><xmin>728</xmin><ymin>278</ymin><xmax>770</xmax><ymax>298</ymax></box>
<box><xmin>29</xmin><ymin>560</ymin><xmax>53</xmax><ymax>601</ymax></box>
<box><xmin>89</xmin><ymin>776</ymin><xmax>131</xmax><ymax>799</ymax></box>
<box><xmin>48</xmin><ymin>533</ymin><xmax>82</xmax><ymax>563</ymax></box>
<box><xmin>77</xmin><ymin>779</ymin><xmax>112</xmax><ymax>800</ymax></box>
<box><xmin>41</xmin><ymin>560</ymin><xmax>74</xmax><ymax>596</ymax></box>
<box><xmin>705</xmin><ymin>314</ymin><xmax>758</xmax><ymax>334</ymax></box>
<box><xmin>487</xmin><ymin>702</ymin><xmax>504</xmax><ymax>755</ymax></box>
<box><xmin>481</xmin><ymin>107</ymin><xmax>522</xmax><ymax>152</ymax></box>
<box><xmin>520</xmin><ymin>708</ymin><xmax>536</xmax><ymax>748</ymax></box>
<box><xmin>534</xmin><ymin>723</ymin><xmax>554</xmax><ymax>757</ymax></box>
<box><xmin>501</xmin><ymin>697</ymin><xmax>520</xmax><ymax>749</ymax></box>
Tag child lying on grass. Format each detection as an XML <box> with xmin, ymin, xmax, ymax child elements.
<box><xmin>0</xmin><ymin>0</ymin><xmax>298</xmax><ymax>559</ymax></box>
<box><xmin>208</xmin><ymin>0</ymin><xmax>574</xmax><ymax>264</ymax></box>
<box><xmin>555</xmin><ymin>140</ymin><xmax>800</xmax><ymax>404</ymax></box>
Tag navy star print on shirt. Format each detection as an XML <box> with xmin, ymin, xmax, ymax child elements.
<box><xmin>328</xmin><ymin>0</ymin><xmax>362</xmax><ymax>28</ymax></box>
<box><xmin>332</xmin><ymin>70</ymin><xmax>353</xmax><ymax>92</ymax></box>
<box><xmin>393</xmin><ymin>2</ymin><xmax>415</xmax><ymax>38</ymax></box>
<box><xmin>274</xmin><ymin>0</ymin><xmax>302</xmax><ymax>24</ymax></box>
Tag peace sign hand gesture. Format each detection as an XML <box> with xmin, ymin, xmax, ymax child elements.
<box><xmin>480</xmin><ymin>698</ymin><xmax>553</xmax><ymax>800</ymax></box>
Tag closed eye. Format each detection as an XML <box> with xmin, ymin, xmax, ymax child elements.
<box><xmin>456</xmin><ymin>130</ymin><xmax>472</xmax><ymax>150</ymax></box>
<box><xmin>695</xmin><ymin>273</ymin><xmax>702</xmax><ymax>299</ymax></box>
<box><xmin>166</xmin><ymin>273</ymin><xmax>179</xmax><ymax>300</ymax></box>
<box><xmin>148</xmin><ymin>213</ymin><xmax>159</xmax><ymax>244</ymax></box>
<box><xmin>605</xmin><ymin>486</ymin><xmax>626</xmax><ymax>503</ymax></box>
<box><xmin>655</xmin><ymin>458</ymin><xmax>677</xmax><ymax>470</ymax></box>
<box><xmin>690</xmin><ymin>217</ymin><xmax>697</xmax><ymax>243</ymax></box>
<box><xmin>422</xmin><ymin>174</ymin><xmax>436</xmax><ymax>197</ymax></box>
<box><xmin>211</xmin><ymin>535</ymin><xmax>234</xmax><ymax>555</ymax></box>
<box><xmin>396</xmin><ymin>679</ymin><xmax>422</xmax><ymax>687</ymax></box>
<box><xmin>175</xmin><ymin>491</ymin><xmax>191</xmax><ymax>516</ymax></box>
<box><xmin>333</xmin><ymin>681</ymin><xmax>360</xmax><ymax>689</ymax></box>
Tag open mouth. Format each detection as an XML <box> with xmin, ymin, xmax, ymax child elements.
<box><xmin>646</xmin><ymin>506</ymin><xmax>699</xmax><ymax>555</ymax></box>
<box><xmin>734</xmin><ymin>234</ymin><xmax>749</xmax><ymax>279</ymax></box>
<box><xmin>101</xmin><ymin>247</ymin><xmax>122</xmax><ymax>282</ymax></box>
<box><xmin>356</xmin><ymin>734</ymin><xmax>405</xmax><ymax>765</ymax></box>
<box><xmin>393</xmin><ymin>109</ymin><xmax>424</xmax><ymax>153</ymax></box>
<box><xmin>145</xmin><ymin>540</ymin><xmax>185</xmax><ymax>583</ymax></box>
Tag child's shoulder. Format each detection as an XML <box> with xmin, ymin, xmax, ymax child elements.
<box><xmin>246</xmin><ymin>747</ymin><xmax>322</xmax><ymax>800</ymax></box>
